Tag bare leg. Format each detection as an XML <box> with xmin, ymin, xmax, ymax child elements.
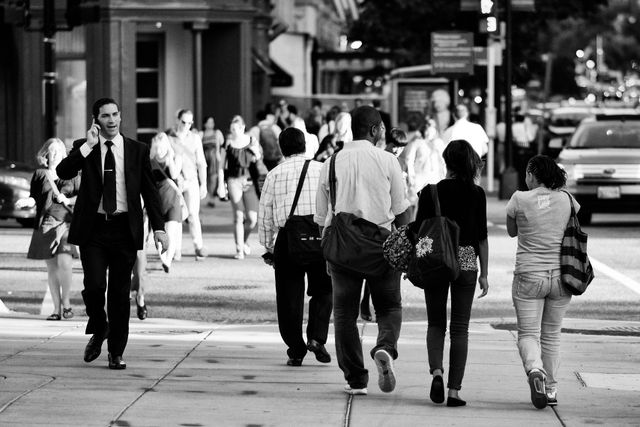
<box><xmin>45</xmin><ymin>258</ymin><xmax>61</xmax><ymax>315</ymax></box>
<box><xmin>56</xmin><ymin>253</ymin><xmax>73</xmax><ymax>309</ymax></box>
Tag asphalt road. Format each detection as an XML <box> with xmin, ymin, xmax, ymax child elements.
<box><xmin>1</xmin><ymin>197</ymin><xmax>639</xmax><ymax>322</ymax></box>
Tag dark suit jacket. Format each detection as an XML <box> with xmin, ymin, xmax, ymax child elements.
<box><xmin>56</xmin><ymin>135</ymin><xmax>165</xmax><ymax>249</ymax></box>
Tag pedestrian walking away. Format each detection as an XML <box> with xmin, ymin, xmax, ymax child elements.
<box><xmin>167</xmin><ymin>109</ymin><xmax>208</xmax><ymax>260</ymax></box>
<box><xmin>413</xmin><ymin>139</ymin><xmax>489</xmax><ymax>407</ymax></box>
<box><xmin>506</xmin><ymin>154</ymin><xmax>576</xmax><ymax>409</ymax></box>
<box><xmin>442</xmin><ymin>104</ymin><xmax>489</xmax><ymax>159</ymax></box>
<box><xmin>315</xmin><ymin>105</ymin><xmax>411</xmax><ymax>396</ymax></box>
<box><xmin>56</xmin><ymin>97</ymin><xmax>168</xmax><ymax>370</ymax></box>
<box><xmin>17</xmin><ymin>138</ymin><xmax>81</xmax><ymax>321</ymax></box>
<box><xmin>198</xmin><ymin>116</ymin><xmax>225</xmax><ymax>207</ymax></box>
<box><xmin>258</xmin><ymin>127</ymin><xmax>333</xmax><ymax>367</ymax></box>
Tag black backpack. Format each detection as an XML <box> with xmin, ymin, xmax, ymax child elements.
<box><xmin>258</xmin><ymin>124</ymin><xmax>282</xmax><ymax>163</ymax></box>
<box><xmin>406</xmin><ymin>184</ymin><xmax>460</xmax><ymax>288</ymax></box>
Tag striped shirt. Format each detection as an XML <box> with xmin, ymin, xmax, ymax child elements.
<box><xmin>258</xmin><ymin>154</ymin><xmax>322</xmax><ymax>251</ymax></box>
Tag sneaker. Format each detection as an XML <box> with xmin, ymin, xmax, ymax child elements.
<box><xmin>243</xmin><ymin>244</ymin><xmax>251</xmax><ymax>256</ymax></box>
<box><xmin>234</xmin><ymin>251</ymin><xmax>245</xmax><ymax>260</ymax></box>
<box><xmin>373</xmin><ymin>349</ymin><xmax>396</xmax><ymax>393</ymax></box>
<box><xmin>344</xmin><ymin>385</ymin><xmax>367</xmax><ymax>396</ymax></box>
<box><xmin>528</xmin><ymin>369</ymin><xmax>547</xmax><ymax>409</ymax></box>
<box><xmin>195</xmin><ymin>247</ymin><xmax>207</xmax><ymax>260</ymax></box>
<box><xmin>546</xmin><ymin>390</ymin><xmax>557</xmax><ymax>406</ymax></box>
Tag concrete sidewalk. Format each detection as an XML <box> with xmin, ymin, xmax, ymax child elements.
<box><xmin>1</xmin><ymin>314</ymin><xmax>638</xmax><ymax>426</ymax></box>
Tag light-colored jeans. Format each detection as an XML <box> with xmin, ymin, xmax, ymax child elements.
<box><xmin>512</xmin><ymin>269</ymin><xmax>571</xmax><ymax>392</ymax></box>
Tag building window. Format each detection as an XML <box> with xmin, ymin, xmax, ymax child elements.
<box><xmin>136</xmin><ymin>35</ymin><xmax>164</xmax><ymax>143</ymax></box>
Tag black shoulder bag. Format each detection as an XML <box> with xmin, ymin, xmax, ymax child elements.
<box><xmin>282</xmin><ymin>160</ymin><xmax>323</xmax><ymax>265</ymax></box>
<box><xmin>321</xmin><ymin>153</ymin><xmax>391</xmax><ymax>276</ymax></box>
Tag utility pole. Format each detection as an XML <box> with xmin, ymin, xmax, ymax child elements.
<box><xmin>43</xmin><ymin>0</ymin><xmax>56</xmax><ymax>139</ymax></box>
<box><xmin>498</xmin><ymin>0</ymin><xmax>518</xmax><ymax>199</ymax></box>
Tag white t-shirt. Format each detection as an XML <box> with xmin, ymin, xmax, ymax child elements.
<box><xmin>506</xmin><ymin>187</ymin><xmax>580</xmax><ymax>274</ymax></box>
<box><xmin>443</xmin><ymin>119</ymin><xmax>489</xmax><ymax>157</ymax></box>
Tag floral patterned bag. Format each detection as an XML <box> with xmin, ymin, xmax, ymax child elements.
<box><xmin>406</xmin><ymin>185</ymin><xmax>460</xmax><ymax>288</ymax></box>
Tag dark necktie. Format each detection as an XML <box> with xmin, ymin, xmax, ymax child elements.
<box><xmin>103</xmin><ymin>140</ymin><xmax>116</xmax><ymax>214</ymax></box>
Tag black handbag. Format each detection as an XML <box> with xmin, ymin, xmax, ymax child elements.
<box><xmin>282</xmin><ymin>160</ymin><xmax>323</xmax><ymax>266</ymax></box>
<box><xmin>406</xmin><ymin>185</ymin><xmax>460</xmax><ymax>288</ymax></box>
<box><xmin>560</xmin><ymin>191</ymin><xmax>594</xmax><ymax>295</ymax></box>
<box><xmin>321</xmin><ymin>153</ymin><xmax>391</xmax><ymax>276</ymax></box>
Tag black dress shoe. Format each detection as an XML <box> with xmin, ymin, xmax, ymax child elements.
<box><xmin>108</xmin><ymin>354</ymin><xmax>127</xmax><ymax>370</ymax></box>
<box><xmin>84</xmin><ymin>328</ymin><xmax>109</xmax><ymax>363</ymax></box>
<box><xmin>446</xmin><ymin>396</ymin><xmax>467</xmax><ymax>407</ymax></box>
<box><xmin>286</xmin><ymin>357</ymin><xmax>303</xmax><ymax>366</ymax></box>
<box><xmin>136</xmin><ymin>300</ymin><xmax>147</xmax><ymax>320</ymax></box>
<box><xmin>307</xmin><ymin>339</ymin><xmax>331</xmax><ymax>363</ymax></box>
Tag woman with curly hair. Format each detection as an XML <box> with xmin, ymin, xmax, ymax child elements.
<box><xmin>506</xmin><ymin>154</ymin><xmax>576</xmax><ymax>409</ymax></box>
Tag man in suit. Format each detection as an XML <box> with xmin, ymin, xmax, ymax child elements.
<box><xmin>57</xmin><ymin>97</ymin><xmax>168</xmax><ymax>370</ymax></box>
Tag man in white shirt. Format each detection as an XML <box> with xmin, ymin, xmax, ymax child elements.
<box><xmin>167</xmin><ymin>109</ymin><xmax>208</xmax><ymax>260</ymax></box>
<box><xmin>442</xmin><ymin>104</ymin><xmax>489</xmax><ymax>158</ymax></box>
<box><xmin>315</xmin><ymin>106</ymin><xmax>411</xmax><ymax>396</ymax></box>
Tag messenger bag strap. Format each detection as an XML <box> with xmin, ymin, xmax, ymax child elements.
<box><xmin>329</xmin><ymin>152</ymin><xmax>337</xmax><ymax>214</ymax></box>
<box><xmin>288</xmin><ymin>160</ymin><xmax>311</xmax><ymax>219</ymax></box>
<box><xmin>561</xmin><ymin>190</ymin><xmax>577</xmax><ymax>219</ymax></box>
<box><xmin>429</xmin><ymin>184</ymin><xmax>442</xmax><ymax>217</ymax></box>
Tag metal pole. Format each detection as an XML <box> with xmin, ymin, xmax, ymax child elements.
<box><xmin>498</xmin><ymin>0</ymin><xmax>518</xmax><ymax>199</ymax></box>
<box><xmin>486</xmin><ymin>39</ymin><xmax>496</xmax><ymax>193</ymax></box>
<box><xmin>43</xmin><ymin>0</ymin><xmax>56</xmax><ymax>139</ymax></box>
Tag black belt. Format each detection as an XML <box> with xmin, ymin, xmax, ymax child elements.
<box><xmin>96</xmin><ymin>212</ymin><xmax>128</xmax><ymax>222</ymax></box>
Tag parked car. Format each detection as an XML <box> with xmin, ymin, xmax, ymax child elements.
<box><xmin>543</xmin><ymin>106</ymin><xmax>598</xmax><ymax>158</ymax></box>
<box><xmin>0</xmin><ymin>158</ymin><xmax>36</xmax><ymax>227</ymax></box>
<box><xmin>557</xmin><ymin>114</ymin><xmax>640</xmax><ymax>224</ymax></box>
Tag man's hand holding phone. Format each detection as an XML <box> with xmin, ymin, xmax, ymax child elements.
<box><xmin>86</xmin><ymin>119</ymin><xmax>101</xmax><ymax>148</ymax></box>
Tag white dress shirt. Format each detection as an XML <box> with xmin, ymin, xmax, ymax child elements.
<box><xmin>81</xmin><ymin>134</ymin><xmax>128</xmax><ymax>213</ymax></box>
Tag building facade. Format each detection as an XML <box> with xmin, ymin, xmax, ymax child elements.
<box><xmin>0</xmin><ymin>0</ymin><xmax>273</xmax><ymax>164</ymax></box>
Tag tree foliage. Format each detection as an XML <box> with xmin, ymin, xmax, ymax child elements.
<box><xmin>348</xmin><ymin>0</ymin><xmax>622</xmax><ymax>93</ymax></box>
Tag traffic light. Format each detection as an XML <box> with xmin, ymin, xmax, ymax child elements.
<box><xmin>66</xmin><ymin>0</ymin><xmax>100</xmax><ymax>28</ymax></box>
<box><xmin>480</xmin><ymin>0</ymin><xmax>498</xmax><ymax>33</ymax></box>
<box><xmin>1</xmin><ymin>0</ymin><xmax>30</xmax><ymax>26</ymax></box>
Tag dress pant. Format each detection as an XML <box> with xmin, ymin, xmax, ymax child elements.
<box><xmin>424</xmin><ymin>270</ymin><xmax>477</xmax><ymax>391</ymax></box>
<box><xmin>329</xmin><ymin>263</ymin><xmax>402</xmax><ymax>389</ymax></box>
<box><xmin>80</xmin><ymin>214</ymin><xmax>137</xmax><ymax>357</ymax></box>
<box><xmin>273</xmin><ymin>230</ymin><xmax>332</xmax><ymax>359</ymax></box>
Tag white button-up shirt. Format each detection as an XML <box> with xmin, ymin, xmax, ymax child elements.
<box><xmin>81</xmin><ymin>133</ymin><xmax>128</xmax><ymax>213</ymax></box>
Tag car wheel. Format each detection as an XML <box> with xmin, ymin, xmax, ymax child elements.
<box><xmin>577</xmin><ymin>209</ymin><xmax>592</xmax><ymax>225</ymax></box>
<box><xmin>16</xmin><ymin>218</ymin><xmax>35</xmax><ymax>228</ymax></box>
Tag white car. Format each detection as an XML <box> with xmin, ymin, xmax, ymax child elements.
<box><xmin>557</xmin><ymin>115</ymin><xmax>640</xmax><ymax>224</ymax></box>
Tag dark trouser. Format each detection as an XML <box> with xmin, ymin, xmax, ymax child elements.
<box><xmin>329</xmin><ymin>263</ymin><xmax>402</xmax><ymax>389</ymax></box>
<box><xmin>80</xmin><ymin>214</ymin><xmax>137</xmax><ymax>357</ymax></box>
<box><xmin>273</xmin><ymin>230</ymin><xmax>332</xmax><ymax>360</ymax></box>
<box><xmin>424</xmin><ymin>270</ymin><xmax>477</xmax><ymax>390</ymax></box>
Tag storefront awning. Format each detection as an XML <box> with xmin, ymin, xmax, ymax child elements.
<box><xmin>252</xmin><ymin>50</ymin><xmax>293</xmax><ymax>87</ymax></box>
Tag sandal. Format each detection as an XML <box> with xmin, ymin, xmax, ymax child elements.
<box><xmin>62</xmin><ymin>307</ymin><xmax>74</xmax><ymax>319</ymax></box>
<box><xmin>46</xmin><ymin>313</ymin><xmax>61</xmax><ymax>321</ymax></box>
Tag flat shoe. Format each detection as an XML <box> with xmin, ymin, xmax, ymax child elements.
<box><xmin>430</xmin><ymin>375</ymin><xmax>445</xmax><ymax>403</ymax></box>
<box><xmin>136</xmin><ymin>301</ymin><xmax>147</xmax><ymax>320</ymax></box>
<box><xmin>447</xmin><ymin>396</ymin><xmax>467</xmax><ymax>407</ymax></box>
<box><xmin>373</xmin><ymin>349</ymin><xmax>396</xmax><ymax>393</ymax></box>
<box><xmin>46</xmin><ymin>313</ymin><xmax>61</xmax><ymax>321</ymax></box>
<box><xmin>307</xmin><ymin>339</ymin><xmax>331</xmax><ymax>363</ymax></box>
<box><xmin>62</xmin><ymin>307</ymin><xmax>74</xmax><ymax>319</ymax></box>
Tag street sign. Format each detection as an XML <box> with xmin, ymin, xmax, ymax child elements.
<box><xmin>473</xmin><ymin>45</ymin><xmax>502</xmax><ymax>66</ymax></box>
<box><xmin>460</xmin><ymin>0</ymin><xmax>535</xmax><ymax>12</ymax></box>
<box><xmin>431</xmin><ymin>32</ymin><xmax>474</xmax><ymax>75</ymax></box>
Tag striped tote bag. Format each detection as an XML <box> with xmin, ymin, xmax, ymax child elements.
<box><xmin>560</xmin><ymin>191</ymin><xmax>594</xmax><ymax>295</ymax></box>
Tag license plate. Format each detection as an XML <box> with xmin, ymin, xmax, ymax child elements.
<box><xmin>597</xmin><ymin>186</ymin><xmax>620</xmax><ymax>199</ymax></box>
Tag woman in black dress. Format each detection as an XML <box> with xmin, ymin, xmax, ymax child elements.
<box><xmin>17</xmin><ymin>138</ymin><xmax>80</xmax><ymax>320</ymax></box>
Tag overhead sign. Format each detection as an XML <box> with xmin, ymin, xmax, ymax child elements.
<box><xmin>460</xmin><ymin>0</ymin><xmax>535</xmax><ymax>12</ymax></box>
<box><xmin>431</xmin><ymin>32</ymin><xmax>474</xmax><ymax>75</ymax></box>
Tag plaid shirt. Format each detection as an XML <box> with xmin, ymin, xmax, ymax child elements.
<box><xmin>258</xmin><ymin>155</ymin><xmax>322</xmax><ymax>251</ymax></box>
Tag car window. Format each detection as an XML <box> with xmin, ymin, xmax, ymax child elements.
<box><xmin>550</xmin><ymin>112</ymin><xmax>592</xmax><ymax>128</ymax></box>
<box><xmin>570</xmin><ymin>123</ymin><xmax>640</xmax><ymax>148</ymax></box>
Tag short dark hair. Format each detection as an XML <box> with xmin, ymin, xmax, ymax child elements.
<box><xmin>92</xmin><ymin>98</ymin><xmax>119</xmax><ymax>119</ymax></box>
<box><xmin>287</xmin><ymin>105</ymin><xmax>298</xmax><ymax>115</ymax></box>
<box><xmin>351</xmin><ymin>105</ymin><xmax>381</xmax><ymax>140</ymax></box>
<box><xmin>388</xmin><ymin>128</ymin><xmax>408</xmax><ymax>146</ymax></box>
<box><xmin>177</xmin><ymin>109</ymin><xmax>193</xmax><ymax>119</ymax></box>
<box><xmin>279</xmin><ymin>127</ymin><xmax>306</xmax><ymax>157</ymax></box>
